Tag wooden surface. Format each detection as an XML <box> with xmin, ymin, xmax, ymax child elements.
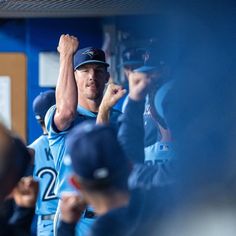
<box><xmin>0</xmin><ymin>53</ymin><xmax>27</xmax><ymax>141</ymax></box>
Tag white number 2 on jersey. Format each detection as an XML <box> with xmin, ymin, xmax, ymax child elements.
<box><xmin>37</xmin><ymin>167</ymin><xmax>57</xmax><ymax>201</ymax></box>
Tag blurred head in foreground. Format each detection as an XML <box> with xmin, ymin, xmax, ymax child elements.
<box><xmin>66</xmin><ymin>121</ymin><xmax>130</xmax><ymax>210</ymax></box>
<box><xmin>0</xmin><ymin>123</ymin><xmax>31</xmax><ymax>202</ymax></box>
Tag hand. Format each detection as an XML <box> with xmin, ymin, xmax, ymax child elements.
<box><xmin>100</xmin><ymin>82</ymin><xmax>127</xmax><ymax>110</ymax></box>
<box><xmin>12</xmin><ymin>176</ymin><xmax>38</xmax><ymax>208</ymax></box>
<box><xmin>128</xmin><ymin>72</ymin><xmax>152</xmax><ymax>101</ymax></box>
<box><xmin>97</xmin><ymin>82</ymin><xmax>126</xmax><ymax>124</ymax></box>
<box><xmin>57</xmin><ymin>34</ymin><xmax>79</xmax><ymax>57</ymax></box>
<box><xmin>60</xmin><ymin>193</ymin><xmax>87</xmax><ymax>223</ymax></box>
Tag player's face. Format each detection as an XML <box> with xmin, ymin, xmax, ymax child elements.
<box><xmin>75</xmin><ymin>64</ymin><xmax>109</xmax><ymax>101</ymax></box>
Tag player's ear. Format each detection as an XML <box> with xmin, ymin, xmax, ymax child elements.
<box><xmin>70</xmin><ymin>175</ymin><xmax>81</xmax><ymax>190</ymax></box>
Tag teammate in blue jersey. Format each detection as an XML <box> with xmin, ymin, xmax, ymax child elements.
<box><xmin>28</xmin><ymin>90</ymin><xmax>59</xmax><ymax>236</ymax></box>
<box><xmin>45</xmin><ymin>34</ymin><xmax>125</xmax><ymax>235</ymax></box>
<box><xmin>113</xmin><ymin>47</ymin><xmax>146</xmax><ymax>112</ymax></box>
<box><xmin>133</xmin><ymin>49</ymin><xmax>173</xmax><ymax>165</ymax></box>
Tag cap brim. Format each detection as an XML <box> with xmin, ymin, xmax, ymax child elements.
<box><xmin>75</xmin><ymin>60</ymin><xmax>109</xmax><ymax>70</ymax></box>
<box><xmin>134</xmin><ymin>66</ymin><xmax>157</xmax><ymax>73</ymax></box>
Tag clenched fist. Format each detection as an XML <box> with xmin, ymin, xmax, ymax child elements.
<box><xmin>12</xmin><ymin>176</ymin><xmax>38</xmax><ymax>208</ymax></box>
<box><xmin>57</xmin><ymin>34</ymin><xmax>79</xmax><ymax>57</ymax></box>
<box><xmin>60</xmin><ymin>192</ymin><xmax>87</xmax><ymax>223</ymax></box>
<box><xmin>128</xmin><ymin>72</ymin><xmax>152</xmax><ymax>101</ymax></box>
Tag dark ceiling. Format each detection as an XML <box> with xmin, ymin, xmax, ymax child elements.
<box><xmin>0</xmin><ymin>0</ymin><xmax>159</xmax><ymax>18</ymax></box>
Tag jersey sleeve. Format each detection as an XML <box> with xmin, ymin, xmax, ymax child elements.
<box><xmin>45</xmin><ymin>105</ymin><xmax>68</xmax><ymax>137</ymax></box>
<box><xmin>45</xmin><ymin>105</ymin><xmax>68</xmax><ymax>168</ymax></box>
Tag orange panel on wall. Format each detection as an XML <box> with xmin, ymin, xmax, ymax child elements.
<box><xmin>0</xmin><ymin>53</ymin><xmax>27</xmax><ymax>141</ymax></box>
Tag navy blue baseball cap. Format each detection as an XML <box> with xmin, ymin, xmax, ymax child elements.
<box><xmin>66</xmin><ymin>121</ymin><xmax>130</xmax><ymax>186</ymax></box>
<box><xmin>32</xmin><ymin>90</ymin><xmax>56</xmax><ymax>121</ymax></box>
<box><xmin>119</xmin><ymin>47</ymin><xmax>146</xmax><ymax>68</ymax></box>
<box><xmin>73</xmin><ymin>47</ymin><xmax>109</xmax><ymax>70</ymax></box>
<box><xmin>134</xmin><ymin>49</ymin><xmax>165</xmax><ymax>73</ymax></box>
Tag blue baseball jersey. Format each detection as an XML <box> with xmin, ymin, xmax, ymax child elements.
<box><xmin>45</xmin><ymin>104</ymin><xmax>121</xmax><ymax>236</ymax></box>
<box><xmin>45</xmin><ymin>105</ymin><xmax>96</xmax><ymax>195</ymax></box>
<box><xmin>29</xmin><ymin>134</ymin><xmax>59</xmax><ymax>215</ymax></box>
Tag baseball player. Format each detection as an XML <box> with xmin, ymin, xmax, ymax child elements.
<box><xmin>133</xmin><ymin>49</ymin><xmax>174</xmax><ymax>164</ymax></box>
<box><xmin>56</xmin><ymin>67</ymin><xmax>175</xmax><ymax>236</ymax></box>
<box><xmin>28</xmin><ymin>90</ymin><xmax>58</xmax><ymax>236</ymax></box>
<box><xmin>45</xmin><ymin>34</ymin><xmax>125</xmax><ymax>235</ymax></box>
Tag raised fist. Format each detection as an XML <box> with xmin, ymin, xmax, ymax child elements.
<box><xmin>128</xmin><ymin>72</ymin><xmax>152</xmax><ymax>101</ymax></box>
<box><xmin>57</xmin><ymin>34</ymin><xmax>79</xmax><ymax>57</ymax></box>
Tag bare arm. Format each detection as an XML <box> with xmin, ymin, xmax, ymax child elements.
<box><xmin>54</xmin><ymin>34</ymin><xmax>79</xmax><ymax>131</ymax></box>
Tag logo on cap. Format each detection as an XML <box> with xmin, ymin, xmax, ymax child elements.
<box><xmin>93</xmin><ymin>168</ymin><xmax>109</xmax><ymax>179</ymax></box>
<box><xmin>82</xmin><ymin>48</ymin><xmax>99</xmax><ymax>59</ymax></box>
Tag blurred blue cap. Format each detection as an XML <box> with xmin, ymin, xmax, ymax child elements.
<box><xmin>134</xmin><ymin>49</ymin><xmax>165</xmax><ymax>73</ymax></box>
<box><xmin>119</xmin><ymin>47</ymin><xmax>146</xmax><ymax>68</ymax></box>
<box><xmin>73</xmin><ymin>47</ymin><xmax>109</xmax><ymax>70</ymax></box>
<box><xmin>33</xmin><ymin>90</ymin><xmax>56</xmax><ymax>120</ymax></box>
<box><xmin>66</xmin><ymin>121</ymin><xmax>130</xmax><ymax>185</ymax></box>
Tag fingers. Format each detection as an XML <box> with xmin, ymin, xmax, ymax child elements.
<box><xmin>11</xmin><ymin>176</ymin><xmax>38</xmax><ymax>207</ymax></box>
<box><xmin>60</xmin><ymin>193</ymin><xmax>86</xmax><ymax>223</ymax></box>
<box><xmin>113</xmin><ymin>87</ymin><xmax>127</xmax><ymax>100</ymax></box>
<box><xmin>103</xmin><ymin>83</ymin><xmax>126</xmax><ymax>108</ymax></box>
<box><xmin>129</xmin><ymin>71</ymin><xmax>150</xmax><ymax>84</ymax></box>
<box><xmin>14</xmin><ymin>176</ymin><xmax>37</xmax><ymax>193</ymax></box>
<box><xmin>22</xmin><ymin>176</ymin><xmax>34</xmax><ymax>187</ymax></box>
<box><xmin>128</xmin><ymin>71</ymin><xmax>151</xmax><ymax>101</ymax></box>
<box><xmin>61</xmin><ymin>192</ymin><xmax>87</xmax><ymax>211</ymax></box>
<box><xmin>118</xmin><ymin>88</ymin><xmax>127</xmax><ymax>98</ymax></box>
<box><xmin>58</xmin><ymin>34</ymin><xmax>79</xmax><ymax>55</ymax></box>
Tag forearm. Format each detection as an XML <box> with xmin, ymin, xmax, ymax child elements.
<box><xmin>55</xmin><ymin>55</ymin><xmax>78</xmax><ymax>131</ymax></box>
<box><xmin>119</xmin><ymin>71</ymin><xmax>151</xmax><ymax>163</ymax></box>
<box><xmin>96</xmin><ymin>104</ymin><xmax>110</xmax><ymax>124</ymax></box>
<box><xmin>118</xmin><ymin>98</ymin><xmax>145</xmax><ymax>163</ymax></box>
